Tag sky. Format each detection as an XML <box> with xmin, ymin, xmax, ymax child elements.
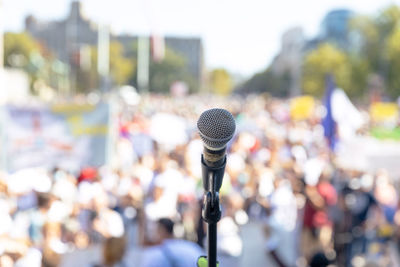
<box><xmin>3</xmin><ymin>0</ymin><xmax>400</xmax><ymax>77</ymax></box>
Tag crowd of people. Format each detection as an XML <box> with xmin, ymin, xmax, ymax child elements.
<box><xmin>0</xmin><ymin>94</ymin><xmax>399</xmax><ymax>267</ymax></box>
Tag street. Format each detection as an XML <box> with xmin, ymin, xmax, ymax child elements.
<box><xmin>240</xmin><ymin>220</ymin><xmax>277</xmax><ymax>267</ymax></box>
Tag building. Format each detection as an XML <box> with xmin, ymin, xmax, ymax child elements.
<box><xmin>25</xmin><ymin>1</ymin><xmax>204</xmax><ymax>90</ymax></box>
<box><xmin>165</xmin><ymin>37</ymin><xmax>203</xmax><ymax>83</ymax></box>
<box><xmin>241</xmin><ymin>8</ymin><xmax>356</xmax><ymax>96</ymax></box>
<box><xmin>26</xmin><ymin>2</ymin><xmax>97</xmax><ymax>66</ymax></box>
<box><xmin>303</xmin><ymin>9</ymin><xmax>355</xmax><ymax>53</ymax></box>
<box><xmin>116</xmin><ymin>35</ymin><xmax>203</xmax><ymax>84</ymax></box>
<box><xmin>271</xmin><ymin>27</ymin><xmax>305</xmax><ymax>96</ymax></box>
<box><xmin>270</xmin><ymin>9</ymin><xmax>354</xmax><ymax>96</ymax></box>
<box><xmin>319</xmin><ymin>9</ymin><xmax>355</xmax><ymax>49</ymax></box>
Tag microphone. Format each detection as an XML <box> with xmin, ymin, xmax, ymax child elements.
<box><xmin>197</xmin><ymin>108</ymin><xmax>236</xmax><ymax>168</ymax></box>
<box><xmin>197</xmin><ymin>108</ymin><xmax>236</xmax><ymax>199</ymax></box>
<box><xmin>197</xmin><ymin>108</ymin><xmax>236</xmax><ymax>267</ymax></box>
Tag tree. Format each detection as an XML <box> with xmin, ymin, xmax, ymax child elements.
<box><xmin>376</xmin><ymin>5</ymin><xmax>400</xmax><ymax>39</ymax></box>
<box><xmin>148</xmin><ymin>47</ymin><xmax>184</xmax><ymax>93</ymax></box>
<box><xmin>378</xmin><ymin>6</ymin><xmax>400</xmax><ymax>98</ymax></box>
<box><xmin>349</xmin><ymin>6</ymin><xmax>400</xmax><ymax>99</ymax></box>
<box><xmin>348</xmin><ymin>56</ymin><xmax>370</xmax><ymax>99</ymax></box>
<box><xmin>125</xmin><ymin>40</ymin><xmax>199</xmax><ymax>93</ymax></box>
<box><xmin>3</xmin><ymin>32</ymin><xmax>61</xmax><ymax>92</ymax></box>
<box><xmin>4</xmin><ymin>32</ymin><xmax>41</xmax><ymax>68</ymax></box>
<box><xmin>386</xmin><ymin>27</ymin><xmax>400</xmax><ymax>98</ymax></box>
<box><xmin>236</xmin><ymin>68</ymin><xmax>291</xmax><ymax>97</ymax></box>
<box><xmin>89</xmin><ymin>41</ymin><xmax>136</xmax><ymax>90</ymax></box>
<box><xmin>110</xmin><ymin>42</ymin><xmax>135</xmax><ymax>86</ymax></box>
<box><xmin>349</xmin><ymin>15</ymin><xmax>380</xmax><ymax>71</ymax></box>
<box><xmin>209</xmin><ymin>68</ymin><xmax>233</xmax><ymax>95</ymax></box>
<box><xmin>148</xmin><ymin>47</ymin><xmax>197</xmax><ymax>93</ymax></box>
<box><xmin>302</xmin><ymin>43</ymin><xmax>352</xmax><ymax>97</ymax></box>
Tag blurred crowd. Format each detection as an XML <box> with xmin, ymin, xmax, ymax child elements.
<box><xmin>0</xmin><ymin>94</ymin><xmax>399</xmax><ymax>267</ymax></box>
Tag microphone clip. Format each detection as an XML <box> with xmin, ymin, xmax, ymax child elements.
<box><xmin>202</xmin><ymin>191</ymin><xmax>221</xmax><ymax>223</ymax></box>
<box><xmin>201</xmin><ymin>155</ymin><xmax>225</xmax><ymax>224</ymax></box>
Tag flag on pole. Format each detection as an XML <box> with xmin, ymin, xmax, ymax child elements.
<box><xmin>331</xmin><ymin>88</ymin><xmax>364</xmax><ymax>140</ymax></box>
<box><xmin>322</xmin><ymin>75</ymin><xmax>337</xmax><ymax>150</ymax></box>
<box><xmin>137</xmin><ymin>36</ymin><xmax>150</xmax><ymax>92</ymax></box>
<box><xmin>151</xmin><ymin>32</ymin><xmax>165</xmax><ymax>63</ymax></box>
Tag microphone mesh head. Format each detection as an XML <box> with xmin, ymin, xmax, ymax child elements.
<box><xmin>197</xmin><ymin>108</ymin><xmax>236</xmax><ymax>150</ymax></box>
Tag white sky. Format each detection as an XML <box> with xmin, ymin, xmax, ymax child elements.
<box><xmin>3</xmin><ymin>0</ymin><xmax>400</xmax><ymax>77</ymax></box>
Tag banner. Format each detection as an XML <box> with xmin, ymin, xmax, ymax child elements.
<box><xmin>370</xmin><ymin>102</ymin><xmax>398</xmax><ymax>124</ymax></box>
<box><xmin>336</xmin><ymin>136</ymin><xmax>400</xmax><ymax>179</ymax></box>
<box><xmin>290</xmin><ymin>96</ymin><xmax>314</xmax><ymax>121</ymax></box>
<box><xmin>3</xmin><ymin>102</ymin><xmax>110</xmax><ymax>172</ymax></box>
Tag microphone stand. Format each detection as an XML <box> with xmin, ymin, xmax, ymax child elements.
<box><xmin>200</xmin><ymin>155</ymin><xmax>226</xmax><ymax>267</ymax></box>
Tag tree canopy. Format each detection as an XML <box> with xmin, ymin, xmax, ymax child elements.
<box><xmin>302</xmin><ymin>43</ymin><xmax>352</xmax><ymax>97</ymax></box>
<box><xmin>240</xmin><ymin>5</ymin><xmax>400</xmax><ymax>100</ymax></box>
<box><xmin>209</xmin><ymin>68</ymin><xmax>233</xmax><ymax>95</ymax></box>
<box><xmin>4</xmin><ymin>32</ymin><xmax>41</xmax><ymax>68</ymax></box>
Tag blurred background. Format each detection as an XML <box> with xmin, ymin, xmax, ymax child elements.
<box><xmin>1</xmin><ymin>0</ymin><xmax>400</xmax><ymax>266</ymax></box>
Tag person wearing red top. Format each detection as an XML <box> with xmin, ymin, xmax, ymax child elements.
<box><xmin>302</xmin><ymin>173</ymin><xmax>337</xmax><ymax>263</ymax></box>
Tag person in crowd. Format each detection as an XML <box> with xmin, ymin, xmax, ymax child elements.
<box><xmin>217</xmin><ymin>194</ymin><xmax>245</xmax><ymax>267</ymax></box>
<box><xmin>30</xmin><ymin>193</ymin><xmax>53</xmax><ymax>246</ymax></box>
<box><xmin>2</xmin><ymin>94</ymin><xmax>399</xmax><ymax>267</ymax></box>
<box><xmin>261</xmin><ymin>171</ymin><xmax>298</xmax><ymax>267</ymax></box>
<box><xmin>302</xmin><ymin>164</ymin><xmax>337</xmax><ymax>263</ymax></box>
<box><xmin>139</xmin><ymin>218</ymin><xmax>203</xmax><ymax>267</ymax></box>
<box><xmin>93</xmin><ymin>237</ymin><xmax>127</xmax><ymax>267</ymax></box>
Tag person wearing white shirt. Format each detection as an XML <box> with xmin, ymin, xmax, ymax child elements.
<box><xmin>264</xmin><ymin>176</ymin><xmax>298</xmax><ymax>267</ymax></box>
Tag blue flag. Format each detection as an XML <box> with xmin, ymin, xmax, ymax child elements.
<box><xmin>322</xmin><ymin>75</ymin><xmax>337</xmax><ymax>150</ymax></box>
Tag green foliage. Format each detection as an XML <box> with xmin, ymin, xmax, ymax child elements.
<box><xmin>386</xmin><ymin>27</ymin><xmax>400</xmax><ymax>98</ymax></box>
<box><xmin>149</xmin><ymin>48</ymin><xmax>186</xmax><ymax>93</ymax></box>
<box><xmin>303</xmin><ymin>43</ymin><xmax>352</xmax><ymax>97</ymax></box>
<box><xmin>4</xmin><ymin>32</ymin><xmax>41</xmax><ymax>68</ymax></box>
<box><xmin>3</xmin><ymin>32</ymin><xmax>64</xmax><ymax>92</ymax></box>
<box><xmin>4</xmin><ymin>32</ymin><xmax>199</xmax><ymax>94</ymax></box>
<box><xmin>109</xmin><ymin>42</ymin><xmax>135</xmax><ymax>86</ymax></box>
<box><xmin>348</xmin><ymin>56</ymin><xmax>370</xmax><ymax>98</ymax></box>
<box><xmin>237</xmin><ymin>69</ymin><xmax>290</xmax><ymax>97</ymax></box>
<box><xmin>348</xmin><ymin>5</ymin><xmax>400</xmax><ymax>99</ymax></box>
<box><xmin>376</xmin><ymin>5</ymin><xmax>400</xmax><ymax>38</ymax></box>
<box><xmin>349</xmin><ymin>16</ymin><xmax>380</xmax><ymax>70</ymax></box>
<box><xmin>89</xmin><ymin>41</ymin><xmax>136</xmax><ymax>90</ymax></box>
<box><xmin>209</xmin><ymin>68</ymin><xmax>233</xmax><ymax>95</ymax></box>
<box><xmin>128</xmin><ymin>43</ymin><xmax>197</xmax><ymax>93</ymax></box>
<box><xmin>238</xmin><ymin>5</ymin><xmax>400</xmax><ymax>100</ymax></box>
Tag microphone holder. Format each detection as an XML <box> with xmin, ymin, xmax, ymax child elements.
<box><xmin>199</xmin><ymin>155</ymin><xmax>226</xmax><ymax>267</ymax></box>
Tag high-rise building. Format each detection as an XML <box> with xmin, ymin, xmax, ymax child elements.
<box><xmin>319</xmin><ymin>9</ymin><xmax>355</xmax><ymax>49</ymax></box>
<box><xmin>271</xmin><ymin>27</ymin><xmax>305</xmax><ymax>96</ymax></box>
<box><xmin>26</xmin><ymin>1</ymin><xmax>97</xmax><ymax>65</ymax></box>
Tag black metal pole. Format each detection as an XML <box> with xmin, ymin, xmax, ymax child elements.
<box><xmin>200</xmin><ymin>156</ymin><xmax>224</xmax><ymax>267</ymax></box>
<box><xmin>208</xmin><ymin>222</ymin><xmax>217</xmax><ymax>267</ymax></box>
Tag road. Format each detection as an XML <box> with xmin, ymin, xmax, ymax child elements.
<box><xmin>239</xmin><ymin>220</ymin><xmax>277</xmax><ymax>267</ymax></box>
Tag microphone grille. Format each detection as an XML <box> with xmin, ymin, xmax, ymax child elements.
<box><xmin>197</xmin><ymin>108</ymin><xmax>236</xmax><ymax>150</ymax></box>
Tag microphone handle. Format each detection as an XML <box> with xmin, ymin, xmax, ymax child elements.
<box><xmin>201</xmin><ymin>155</ymin><xmax>226</xmax><ymax>193</ymax></box>
<box><xmin>202</xmin><ymin>147</ymin><xmax>226</xmax><ymax>168</ymax></box>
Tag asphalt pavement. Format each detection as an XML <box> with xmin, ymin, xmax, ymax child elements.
<box><xmin>240</xmin><ymin>220</ymin><xmax>277</xmax><ymax>267</ymax></box>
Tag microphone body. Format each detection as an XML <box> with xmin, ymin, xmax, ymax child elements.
<box><xmin>197</xmin><ymin>108</ymin><xmax>235</xmax><ymax>195</ymax></box>
<box><xmin>202</xmin><ymin>146</ymin><xmax>226</xmax><ymax>168</ymax></box>
<box><xmin>201</xmin><ymin>147</ymin><xmax>226</xmax><ymax>193</ymax></box>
